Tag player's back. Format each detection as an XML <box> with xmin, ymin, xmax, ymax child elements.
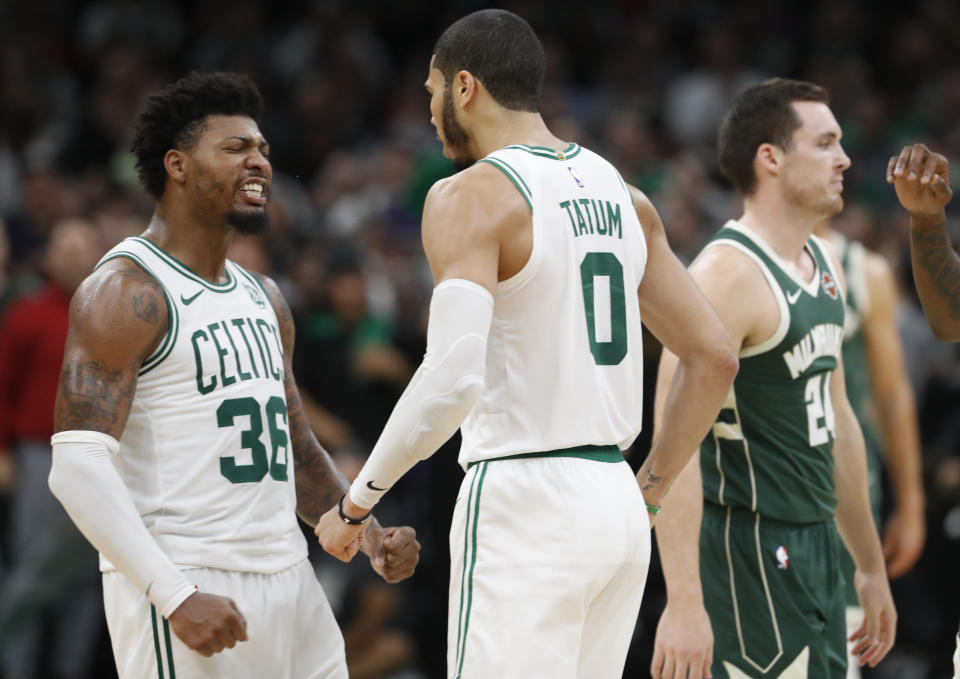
<box><xmin>459</xmin><ymin>144</ymin><xmax>648</xmax><ymax>466</ymax></box>
<box><xmin>97</xmin><ymin>237</ymin><xmax>305</xmax><ymax>574</ymax></box>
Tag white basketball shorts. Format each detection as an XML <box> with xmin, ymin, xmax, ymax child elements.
<box><xmin>103</xmin><ymin>559</ymin><xmax>347</xmax><ymax>679</ymax></box>
<box><xmin>447</xmin><ymin>449</ymin><xmax>651</xmax><ymax>679</ymax></box>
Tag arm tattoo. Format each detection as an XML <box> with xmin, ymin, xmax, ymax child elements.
<box><xmin>911</xmin><ymin>226</ymin><xmax>960</xmax><ymax>319</ymax></box>
<box><xmin>132</xmin><ymin>291</ymin><xmax>161</xmax><ymax>324</ymax></box>
<box><xmin>287</xmin><ymin>372</ymin><xmax>349</xmax><ymax>525</ymax></box>
<box><xmin>57</xmin><ymin>360</ymin><xmax>135</xmax><ymax>433</ymax></box>
<box><xmin>257</xmin><ymin>272</ymin><xmax>349</xmax><ymax>525</ymax></box>
<box><xmin>641</xmin><ymin>471</ymin><xmax>663</xmax><ymax>492</ymax></box>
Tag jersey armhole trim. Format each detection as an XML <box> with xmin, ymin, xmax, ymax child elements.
<box><xmin>477</xmin><ymin>158</ymin><xmax>533</xmax><ymax>213</ymax></box>
<box><xmin>701</xmin><ymin>240</ymin><xmax>790</xmax><ymax>358</ymax></box>
<box><xmin>98</xmin><ymin>252</ymin><xmax>180</xmax><ymax>377</ymax></box>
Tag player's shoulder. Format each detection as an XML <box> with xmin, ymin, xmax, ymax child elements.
<box><xmin>77</xmin><ymin>257</ymin><xmax>167</xmax><ymax>312</ymax></box>
<box><xmin>423</xmin><ymin>161</ymin><xmax>529</xmax><ymax>238</ymax></box>
<box><xmin>68</xmin><ymin>257</ymin><xmax>169</xmax><ymax>355</ymax></box>
<box><xmin>861</xmin><ymin>246</ymin><xmax>895</xmax><ymax>285</ymax></box>
<box><xmin>426</xmin><ymin>161</ymin><xmax>526</xmax><ymax>208</ymax></box>
<box><xmin>244</xmin><ymin>269</ymin><xmax>294</xmax><ymax>342</ymax></box>
<box><xmin>690</xmin><ymin>239</ymin><xmax>772</xmax><ymax>298</ymax></box>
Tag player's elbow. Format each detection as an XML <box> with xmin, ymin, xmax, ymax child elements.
<box><xmin>48</xmin><ymin>448</ymin><xmax>82</xmax><ymax>508</ymax></box>
<box><xmin>713</xmin><ymin>341</ymin><xmax>740</xmax><ymax>385</ymax></box>
<box><xmin>694</xmin><ymin>333</ymin><xmax>739</xmax><ymax>387</ymax></box>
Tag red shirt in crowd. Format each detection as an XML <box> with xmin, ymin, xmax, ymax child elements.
<box><xmin>0</xmin><ymin>281</ymin><xmax>71</xmax><ymax>450</ymax></box>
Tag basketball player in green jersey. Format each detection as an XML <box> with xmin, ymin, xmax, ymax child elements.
<box><xmin>812</xmin><ymin>217</ymin><xmax>925</xmax><ymax>679</ymax></box>
<box><xmin>651</xmin><ymin>79</ymin><xmax>896</xmax><ymax>679</ymax></box>
<box><xmin>887</xmin><ymin>143</ymin><xmax>956</xmax><ymax>677</ymax></box>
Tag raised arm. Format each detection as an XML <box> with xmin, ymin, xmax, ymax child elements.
<box><xmin>860</xmin><ymin>251</ymin><xmax>925</xmax><ymax>577</ymax></box>
<box><xmin>257</xmin><ymin>273</ymin><xmax>419</xmax><ymax>583</ymax></box>
<box><xmin>887</xmin><ymin>144</ymin><xmax>957</xmax><ymax>339</ymax></box>
<box><xmin>49</xmin><ymin>259</ymin><xmax>247</xmax><ymax>656</ymax></box>
<box><xmin>631</xmin><ymin>188</ymin><xmax>739</xmax><ymax>514</ymax></box>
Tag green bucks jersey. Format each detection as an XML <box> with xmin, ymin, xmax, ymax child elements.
<box><xmin>700</xmin><ymin>221</ymin><xmax>846</xmax><ymax>523</ymax></box>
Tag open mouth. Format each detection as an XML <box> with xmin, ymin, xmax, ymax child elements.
<box><xmin>238</xmin><ymin>179</ymin><xmax>268</xmax><ymax>206</ymax></box>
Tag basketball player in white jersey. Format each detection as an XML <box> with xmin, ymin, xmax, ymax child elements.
<box><xmin>47</xmin><ymin>71</ymin><xmax>420</xmax><ymax>679</ymax></box>
<box><xmin>886</xmin><ymin>143</ymin><xmax>957</xmax><ymax>677</ymax></box>
<box><xmin>314</xmin><ymin>9</ymin><xmax>739</xmax><ymax>678</ymax></box>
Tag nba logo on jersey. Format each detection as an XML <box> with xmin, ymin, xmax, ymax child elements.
<box><xmin>821</xmin><ymin>272</ymin><xmax>838</xmax><ymax>300</ymax></box>
<box><xmin>567</xmin><ymin>165</ymin><xmax>585</xmax><ymax>188</ymax></box>
<box><xmin>775</xmin><ymin>545</ymin><xmax>789</xmax><ymax>569</ymax></box>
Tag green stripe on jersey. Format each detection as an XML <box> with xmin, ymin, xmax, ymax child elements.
<box><xmin>467</xmin><ymin>444</ymin><xmax>623</xmax><ymax>468</ymax></box>
<box><xmin>478</xmin><ymin>158</ymin><xmax>533</xmax><ymax>212</ymax></box>
<box><xmin>131</xmin><ymin>237</ymin><xmax>237</xmax><ymax>292</ymax></box>
<box><xmin>503</xmin><ymin>142</ymin><xmax>581</xmax><ymax>159</ymax></box>
<box><xmin>455</xmin><ymin>460</ymin><xmax>488</xmax><ymax>678</ymax></box>
<box><xmin>151</xmin><ymin>605</ymin><xmax>164</xmax><ymax>679</ymax></box>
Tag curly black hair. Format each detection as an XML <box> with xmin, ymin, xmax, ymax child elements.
<box><xmin>130</xmin><ymin>71</ymin><xmax>264</xmax><ymax>200</ymax></box>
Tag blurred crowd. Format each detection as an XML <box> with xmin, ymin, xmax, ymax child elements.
<box><xmin>2</xmin><ymin>0</ymin><xmax>960</xmax><ymax>677</ymax></box>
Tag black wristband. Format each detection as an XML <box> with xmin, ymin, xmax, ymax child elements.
<box><xmin>338</xmin><ymin>493</ymin><xmax>372</xmax><ymax>526</ymax></box>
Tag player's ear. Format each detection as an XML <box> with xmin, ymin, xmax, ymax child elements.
<box><xmin>755</xmin><ymin>143</ymin><xmax>782</xmax><ymax>180</ymax></box>
<box><xmin>456</xmin><ymin>70</ymin><xmax>479</xmax><ymax>108</ymax></box>
<box><xmin>164</xmin><ymin>150</ymin><xmax>188</xmax><ymax>186</ymax></box>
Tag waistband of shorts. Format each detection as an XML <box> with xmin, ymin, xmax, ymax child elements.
<box><xmin>702</xmin><ymin>501</ymin><xmax>832</xmax><ymax>528</ymax></box>
<box><xmin>467</xmin><ymin>444</ymin><xmax>623</xmax><ymax>469</ymax></box>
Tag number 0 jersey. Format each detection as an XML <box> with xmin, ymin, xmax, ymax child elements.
<box><xmin>699</xmin><ymin>221</ymin><xmax>845</xmax><ymax>523</ymax></box>
<box><xmin>458</xmin><ymin>143</ymin><xmax>648</xmax><ymax>466</ymax></box>
<box><xmin>97</xmin><ymin>237</ymin><xmax>306</xmax><ymax>574</ymax></box>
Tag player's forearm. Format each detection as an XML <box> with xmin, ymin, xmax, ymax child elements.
<box><xmin>909</xmin><ymin>212</ymin><xmax>960</xmax><ymax>340</ymax></box>
<box><xmin>875</xmin><ymin>384</ymin><xmax>925</xmax><ymax>512</ymax></box>
<box><xmin>293</xmin><ymin>440</ymin><xmax>351</xmax><ymax>526</ymax></box>
<box><xmin>833</xmin><ymin>409</ymin><xmax>885</xmax><ymax>573</ymax></box>
<box><xmin>49</xmin><ymin>431</ymin><xmax>195</xmax><ymax>616</ymax></box>
<box><xmin>638</xmin><ymin>348</ymin><xmax>736</xmax><ymax>508</ymax></box>
<box><xmin>655</xmin><ymin>454</ymin><xmax>706</xmax><ymax>603</ymax></box>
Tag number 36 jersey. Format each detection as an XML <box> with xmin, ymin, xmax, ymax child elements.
<box><xmin>458</xmin><ymin>144</ymin><xmax>648</xmax><ymax>466</ymax></box>
<box><xmin>96</xmin><ymin>237</ymin><xmax>306</xmax><ymax>574</ymax></box>
<box><xmin>699</xmin><ymin>221</ymin><xmax>846</xmax><ymax>523</ymax></box>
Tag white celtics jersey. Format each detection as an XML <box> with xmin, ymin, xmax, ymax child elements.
<box><xmin>97</xmin><ymin>236</ymin><xmax>306</xmax><ymax>574</ymax></box>
<box><xmin>458</xmin><ymin>143</ymin><xmax>648</xmax><ymax>465</ymax></box>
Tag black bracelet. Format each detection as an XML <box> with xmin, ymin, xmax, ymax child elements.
<box><xmin>338</xmin><ymin>493</ymin><xmax>372</xmax><ymax>526</ymax></box>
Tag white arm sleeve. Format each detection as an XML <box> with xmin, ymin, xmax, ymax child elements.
<box><xmin>349</xmin><ymin>279</ymin><xmax>494</xmax><ymax>509</ymax></box>
<box><xmin>49</xmin><ymin>430</ymin><xmax>196</xmax><ymax>617</ymax></box>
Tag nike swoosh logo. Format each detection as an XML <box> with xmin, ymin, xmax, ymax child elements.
<box><xmin>366</xmin><ymin>480</ymin><xmax>389</xmax><ymax>491</ymax></box>
<box><xmin>786</xmin><ymin>288</ymin><xmax>802</xmax><ymax>305</ymax></box>
<box><xmin>180</xmin><ymin>290</ymin><xmax>203</xmax><ymax>305</ymax></box>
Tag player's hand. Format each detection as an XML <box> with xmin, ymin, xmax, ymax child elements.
<box><xmin>850</xmin><ymin>569</ymin><xmax>897</xmax><ymax>667</ymax></box>
<box><xmin>651</xmin><ymin>599</ymin><xmax>714</xmax><ymax>679</ymax></box>
<box><xmin>168</xmin><ymin>591</ymin><xmax>248</xmax><ymax>657</ymax></box>
<box><xmin>314</xmin><ymin>502</ymin><xmax>367</xmax><ymax>562</ymax></box>
<box><xmin>363</xmin><ymin>525</ymin><xmax>421</xmax><ymax>583</ymax></box>
<box><xmin>882</xmin><ymin>503</ymin><xmax>926</xmax><ymax>579</ymax></box>
<box><xmin>887</xmin><ymin>144</ymin><xmax>953</xmax><ymax>220</ymax></box>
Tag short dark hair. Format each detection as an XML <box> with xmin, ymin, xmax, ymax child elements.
<box><xmin>433</xmin><ymin>9</ymin><xmax>544</xmax><ymax>112</ymax></box>
<box><xmin>131</xmin><ymin>71</ymin><xmax>263</xmax><ymax>200</ymax></box>
<box><xmin>717</xmin><ymin>78</ymin><xmax>830</xmax><ymax>196</ymax></box>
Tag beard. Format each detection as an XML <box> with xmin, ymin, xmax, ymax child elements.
<box><xmin>227</xmin><ymin>208</ymin><xmax>270</xmax><ymax>234</ymax></box>
<box><xmin>442</xmin><ymin>86</ymin><xmax>474</xmax><ymax>172</ymax></box>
